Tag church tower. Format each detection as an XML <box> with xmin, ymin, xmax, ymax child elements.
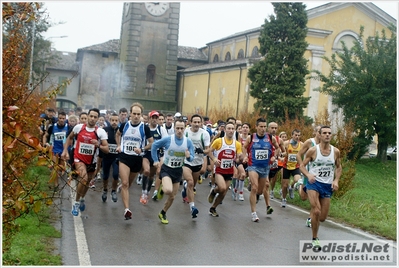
<box><xmin>115</xmin><ymin>2</ymin><xmax>180</xmax><ymax>112</ymax></box>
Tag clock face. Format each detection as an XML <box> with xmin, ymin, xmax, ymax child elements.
<box><xmin>145</xmin><ymin>2</ymin><xmax>169</xmax><ymax>16</ymax></box>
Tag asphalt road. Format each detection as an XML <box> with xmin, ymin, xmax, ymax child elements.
<box><xmin>55</xmin><ymin>176</ymin><xmax>397</xmax><ymax>266</ymax></box>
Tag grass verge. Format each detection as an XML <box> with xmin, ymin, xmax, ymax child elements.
<box><xmin>2</xmin><ymin>165</ymin><xmax>62</xmax><ymax>266</ymax></box>
<box><xmin>278</xmin><ymin>158</ymin><xmax>397</xmax><ymax>240</ymax></box>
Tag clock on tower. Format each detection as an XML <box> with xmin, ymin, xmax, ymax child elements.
<box><xmin>145</xmin><ymin>2</ymin><xmax>169</xmax><ymax>16</ymax></box>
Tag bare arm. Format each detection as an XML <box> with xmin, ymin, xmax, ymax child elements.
<box><xmin>332</xmin><ymin>148</ymin><xmax>342</xmax><ymax>191</ymax></box>
<box><xmin>298</xmin><ymin>146</ymin><xmax>316</xmax><ymax>183</ymax></box>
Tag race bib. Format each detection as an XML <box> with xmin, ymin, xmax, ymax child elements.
<box><xmin>166</xmin><ymin>156</ymin><xmax>183</xmax><ymax>168</ymax></box>
<box><xmin>317</xmin><ymin>167</ymin><xmax>333</xmax><ymax>177</ymax></box>
<box><xmin>288</xmin><ymin>153</ymin><xmax>297</xmax><ymax>162</ymax></box>
<box><xmin>54</xmin><ymin>132</ymin><xmax>66</xmax><ymax>141</ymax></box>
<box><xmin>255</xmin><ymin>149</ymin><xmax>268</xmax><ymax>160</ymax></box>
<box><xmin>124</xmin><ymin>141</ymin><xmax>140</xmax><ymax>154</ymax></box>
<box><xmin>109</xmin><ymin>144</ymin><xmax>118</xmax><ymax>154</ymax></box>
<box><xmin>79</xmin><ymin>143</ymin><xmax>95</xmax><ymax>155</ymax></box>
<box><xmin>220</xmin><ymin>159</ymin><xmax>233</xmax><ymax>169</ymax></box>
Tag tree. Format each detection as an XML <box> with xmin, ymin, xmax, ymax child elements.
<box><xmin>247</xmin><ymin>2</ymin><xmax>310</xmax><ymax>123</ymax></box>
<box><xmin>3</xmin><ymin>2</ymin><xmax>62</xmax><ymax>90</ymax></box>
<box><xmin>2</xmin><ymin>2</ymin><xmax>71</xmax><ymax>251</ymax></box>
<box><xmin>311</xmin><ymin>25</ymin><xmax>397</xmax><ymax>162</ymax></box>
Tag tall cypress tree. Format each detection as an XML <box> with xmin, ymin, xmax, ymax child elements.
<box><xmin>248</xmin><ymin>2</ymin><xmax>310</xmax><ymax>122</ymax></box>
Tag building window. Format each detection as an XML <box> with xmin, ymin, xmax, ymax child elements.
<box><xmin>56</xmin><ymin>99</ymin><xmax>77</xmax><ymax>112</ymax></box>
<box><xmin>146</xmin><ymin>64</ymin><xmax>156</xmax><ymax>96</ymax></box>
<box><xmin>225</xmin><ymin>52</ymin><xmax>231</xmax><ymax>61</ymax></box>
<box><xmin>237</xmin><ymin>49</ymin><xmax>244</xmax><ymax>59</ymax></box>
<box><xmin>58</xmin><ymin>76</ymin><xmax>67</xmax><ymax>96</ymax></box>
<box><xmin>213</xmin><ymin>54</ymin><xmax>219</xmax><ymax>62</ymax></box>
<box><xmin>102</xmin><ymin>53</ymin><xmax>109</xmax><ymax>58</ymax></box>
<box><xmin>251</xmin><ymin>46</ymin><xmax>259</xmax><ymax>58</ymax></box>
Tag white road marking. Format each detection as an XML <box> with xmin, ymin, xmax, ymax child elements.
<box><xmin>70</xmin><ymin>178</ymin><xmax>92</xmax><ymax>266</ymax></box>
<box><xmin>74</xmin><ymin>215</ymin><xmax>91</xmax><ymax>266</ymax></box>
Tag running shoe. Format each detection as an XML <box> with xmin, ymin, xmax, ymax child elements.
<box><xmin>140</xmin><ymin>194</ymin><xmax>147</xmax><ymax>205</ymax></box>
<box><xmin>312</xmin><ymin>238</ymin><xmax>321</xmax><ymax>251</ymax></box>
<box><xmin>117</xmin><ymin>184</ymin><xmax>122</xmax><ymax>193</ymax></box>
<box><xmin>136</xmin><ymin>174</ymin><xmax>142</xmax><ymax>185</ymax></box>
<box><xmin>157</xmin><ymin>184</ymin><xmax>164</xmax><ymax>200</ymax></box>
<box><xmin>231</xmin><ymin>189</ymin><xmax>237</xmax><ymax>200</ymax></box>
<box><xmin>251</xmin><ymin>212</ymin><xmax>259</xmax><ymax>222</ymax></box>
<box><xmin>191</xmin><ymin>206</ymin><xmax>199</xmax><ymax>218</ymax></box>
<box><xmin>158</xmin><ymin>212</ymin><xmax>168</xmax><ymax>224</ymax></box>
<box><xmin>306</xmin><ymin>217</ymin><xmax>312</xmax><ymax>228</ymax></box>
<box><xmin>209</xmin><ymin>207</ymin><xmax>219</xmax><ymax>217</ymax></box>
<box><xmin>102</xmin><ymin>190</ymin><xmax>107</xmax><ymax>202</ymax></box>
<box><xmin>281</xmin><ymin>198</ymin><xmax>286</xmax><ymax>208</ymax></box>
<box><xmin>198</xmin><ymin>175</ymin><xmax>203</xmax><ymax>184</ymax></box>
<box><xmin>193</xmin><ymin>187</ymin><xmax>197</xmax><ymax>195</ymax></box>
<box><xmin>79</xmin><ymin>199</ymin><xmax>86</xmax><ymax>211</ymax></box>
<box><xmin>152</xmin><ymin>180</ymin><xmax>155</xmax><ymax>187</ymax></box>
<box><xmin>111</xmin><ymin>190</ymin><xmax>117</xmax><ymax>202</ymax></box>
<box><xmin>89</xmin><ymin>179</ymin><xmax>96</xmax><ymax>189</ymax></box>
<box><xmin>256</xmin><ymin>194</ymin><xmax>260</xmax><ymax>204</ymax></box>
<box><xmin>152</xmin><ymin>190</ymin><xmax>158</xmax><ymax>201</ymax></box>
<box><xmin>270</xmin><ymin>191</ymin><xmax>274</xmax><ymax>199</ymax></box>
<box><xmin>208</xmin><ymin>188</ymin><xmax>216</xmax><ymax>203</ymax></box>
<box><xmin>71</xmin><ymin>202</ymin><xmax>80</xmax><ymax>216</ymax></box>
<box><xmin>238</xmin><ymin>193</ymin><xmax>244</xmax><ymax>201</ymax></box>
<box><xmin>289</xmin><ymin>186</ymin><xmax>294</xmax><ymax>199</ymax></box>
<box><xmin>267</xmin><ymin>206</ymin><xmax>274</xmax><ymax>215</ymax></box>
<box><xmin>124</xmin><ymin>208</ymin><xmax>132</xmax><ymax>220</ymax></box>
<box><xmin>294</xmin><ymin>178</ymin><xmax>303</xmax><ymax>190</ymax></box>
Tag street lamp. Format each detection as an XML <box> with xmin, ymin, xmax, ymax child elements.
<box><xmin>46</xmin><ymin>35</ymin><xmax>68</xmax><ymax>50</ymax></box>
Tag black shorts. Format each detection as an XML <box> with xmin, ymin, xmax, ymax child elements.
<box><xmin>143</xmin><ymin>152</ymin><xmax>154</xmax><ymax>167</ymax></box>
<box><xmin>282</xmin><ymin>167</ymin><xmax>301</xmax><ymax>179</ymax></box>
<box><xmin>236</xmin><ymin>162</ymin><xmax>248</xmax><ymax>170</ymax></box>
<box><xmin>73</xmin><ymin>162</ymin><xmax>96</xmax><ymax>173</ymax></box>
<box><xmin>269</xmin><ymin>166</ymin><xmax>282</xmax><ymax>178</ymax></box>
<box><xmin>216</xmin><ymin>173</ymin><xmax>233</xmax><ymax>181</ymax></box>
<box><xmin>183</xmin><ymin>163</ymin><xmax>202</xmax><ymax>173</ymax></box>
<box><xmin>159</xmin><ymin>164</ymin><xmax>183</xmax><ymax>184</ymax></box>
<box><xmin>118</xmin><ymin>153</ymin><xmax>143</xmax><ymax>173</ymax></box>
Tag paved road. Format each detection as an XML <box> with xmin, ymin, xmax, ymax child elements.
<box><xmin>56</xmin><ymin>177</ymin><xmax>397</xmax><ymax>266</ymax></box>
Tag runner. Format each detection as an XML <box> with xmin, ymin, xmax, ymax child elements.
<box><xmin>298</xmin><ymin>126</ymin><xmax>341</xmax><ymax>250</ymax></box>
<box><xmin>207</xmin><ymin>122</ymin><xmax>243</xmax><ymax>217</ymax></box>
<box><xmin>61</xmin><ymin>108</ymin><xmax>109</xmax><ymax>216</ymax></box>
<box><xmin>151</xmin><ymin>119</ymin><xmax>195</xmax><ymax>224</ymax></box>
<box><xmin>182</xmin><ymin>114</ymin><xmax>211</xmax><ymax>218</ymax></box>
<box><xmin>115</xmin><ymin>102</ymin><xmax>153</xmax><ymax>220</ymax></box>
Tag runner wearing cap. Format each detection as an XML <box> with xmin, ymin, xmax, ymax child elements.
<box><xmin>139</xmin><ymin>110</ymin><xmax>168</xmax><ymax>205</ymax></box>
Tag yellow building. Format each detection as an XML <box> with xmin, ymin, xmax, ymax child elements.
<box><xmin>178</xmin><ymin>2</ymin><xmax>396</xmax><ymax>119</ymax></box>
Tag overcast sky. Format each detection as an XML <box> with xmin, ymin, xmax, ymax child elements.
<box><xmin>42</xmin><ymin>1</ymin><xmax>398</xmax><ymax>52</ymax></box>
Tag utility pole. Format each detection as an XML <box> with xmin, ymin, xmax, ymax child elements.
<box><xmin>28</xmin><ymin>19</ymin><xmax>36</xmax><ymax>91</ymax></box>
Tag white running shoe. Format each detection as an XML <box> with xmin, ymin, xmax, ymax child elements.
<box><xmin>270</xmin><ymin>191</ymin><xmax>274</xmax><ymax>199</ymax></box>
<box><xmin>281</xmin><ymin>198</ymin><xmax>287</xmax><ymax>208</ymax></box>
<box><xmin>238</xmin><ymin>194</ymin><xmax>244</xmax><ymax>201</ymax></box>
<box><xmin>251</xmin><ymin>212</ymin><xmax>259</xmax><ymax>222</ymax></box>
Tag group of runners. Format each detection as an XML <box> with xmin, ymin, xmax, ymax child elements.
<box><xmin>42</xmin><ymin>102</ymin><xmax>342</xmax><ymax>250</ymax></box>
